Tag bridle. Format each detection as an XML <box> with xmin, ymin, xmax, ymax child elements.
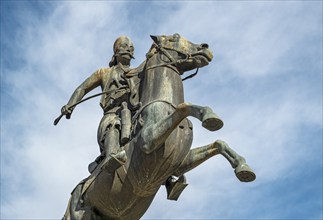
<box><xmin>54</xmin><ymin>41</ymin><xmax>202</xmax><ymax>126</ymax></box>
<box><xmin>145</xmin><ymin>43</ymin><xmax>199</xmax><ymax>81</ymax></box>
<box><xmin>130</xmin><ymin>43</ymin><xmax>203</xmax><ymax>126</ymax></box>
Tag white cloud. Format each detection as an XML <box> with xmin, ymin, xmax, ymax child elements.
<box><xmin>1</xmin><ymin>1</ymin><xmax>322</xmax><ymax>219</ymax></box>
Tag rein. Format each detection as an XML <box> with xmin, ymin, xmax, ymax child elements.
<box><xmin>53</xmin><ymin>87</ymin><xmax>127</xmax><ymax>126</ymax></box>
<box><xmin>54</xmin><ymin>43</ymin><xmax>200</xmax><ymax>125</ymax></box>
<box><xmin>145</xmin><ymin>44</ymin><xmax>199</xmax><ymax>81</ymax></box>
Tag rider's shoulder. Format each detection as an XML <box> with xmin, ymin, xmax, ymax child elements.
<box><xmin>94</xmin><ymin>67</ymin><xmax>113</xmax><ymax>76</ymax></box>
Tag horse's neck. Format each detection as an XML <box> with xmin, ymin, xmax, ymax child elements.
<box><xmin>140</xmin><ymin>54</ymin><xmax>184</xmax><ymax>106</ymax></box>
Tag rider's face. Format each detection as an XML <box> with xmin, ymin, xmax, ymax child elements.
<box><xmin>116</xmin><ymin>41</ymin><xmax>134</xmax><ymax>66</ymax></box>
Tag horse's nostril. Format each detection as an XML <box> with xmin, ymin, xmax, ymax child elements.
<box><xmin>200</xmin><ymin>43</ymin><xmax>209</xmax><ymax>49</ymax></box>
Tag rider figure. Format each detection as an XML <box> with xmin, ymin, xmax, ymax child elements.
<box><xmin>61</xmin><ymin>36</ymin><xmax>138</xmax><ymax>173</ymax></box>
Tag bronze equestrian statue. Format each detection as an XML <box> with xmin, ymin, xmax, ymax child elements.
<box><xmin>56</xmin><ymin>34</ymin><xmax>256</xmax><ymax>220</ymax></box>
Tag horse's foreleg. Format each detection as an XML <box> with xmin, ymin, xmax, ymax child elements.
<box><xmin>177</xmin><ymin>103</ymin><xmax>224</xmax><ymax>131</ymax></box>
<box><xmin>140</xmin><ymin>104</ymin><xmax>188</xmax><ymax>154</ymax></box>
<box><xmin>174</xmin><ymin>140</ymin><xmax>256</xmax><ymax>182</ymax></box>
<box><xmin>140</xmin><ymin>103</ymin><xmax>223</xmax><ymax>154</ymax></box>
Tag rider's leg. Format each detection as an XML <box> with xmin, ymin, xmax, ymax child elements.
<box><xmin>89</xmin><ymin>114</ymin><xmax>121</xmax><ymax>173</ymax></box>
<box><xmin>88</xmin><ymin>125</ymin><xmax>126</xmax><ymax>177</ymax></box>
<box><xmin>101</xmin><ymin>122</ymin><xmax>128</xmax><ymax>172</ymax></box>
<box><xmin>103</xmin><ymin>126</ymin><xmax>120</xmax><ymax>157</ymax></box>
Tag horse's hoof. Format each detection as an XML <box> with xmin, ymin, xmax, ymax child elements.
<box><xmin>202</xmin><ymin>116</ymin><xmax>223</xmax><ymax>131</ymax></box>
<box><xmin>201</xmin><ymin>107</ymin><xmax>223</xmax><ymax>131</ymax></box>
<box><xmin>235</xmin><ymin>164</ymin><xmax>256</xmax><ymax>182</ymax></box>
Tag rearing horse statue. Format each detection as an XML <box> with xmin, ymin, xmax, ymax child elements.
<box><xmin>62</xmin><ymin>34</ymin><xmax>255</xmax><ymax>220</ymax></box>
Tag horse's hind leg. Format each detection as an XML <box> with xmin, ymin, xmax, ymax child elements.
<box><xmin>174</xmin><ymin>140</ymin><xmax>256</xmax><ymax>182</ymax></box>
<box><xmin>216</xmin><ymin>140</ymin><xmax>256</xmax><ymax>182</ymax></box>
<box><xmin>173</xmin><ymin>142</ymin><xmax>221</xmax><ymax>176</ymax></box>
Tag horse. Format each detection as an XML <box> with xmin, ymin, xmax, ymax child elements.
<box><xmin>62</xmin><ymin>34</ymin><xmax>256</xmax><ymax>220</ymax></box>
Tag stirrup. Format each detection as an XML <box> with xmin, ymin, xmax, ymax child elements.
<box><xmin>165</xmin><ymin>175</ymin><xmax>188</xmax><ymax>201</ymax></box>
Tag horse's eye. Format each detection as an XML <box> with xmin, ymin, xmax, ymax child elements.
<box><xmin>173</xmin><ymin>33</ymin><xmax>180</xmax><ymax>41</ymax></box>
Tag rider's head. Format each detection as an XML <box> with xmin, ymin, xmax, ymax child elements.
<box><xmin>109</xmin><ymin>36</ymin><xmax>135</xmax><ymax>67</ymax></box>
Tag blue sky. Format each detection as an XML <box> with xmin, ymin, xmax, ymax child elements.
<box><xmin>1</xmin><ymin>1</ymin><xmax>322</xmax><ymax>219</ymax></box>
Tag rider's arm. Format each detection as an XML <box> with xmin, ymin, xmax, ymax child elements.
<box><xmin>61</xmin><ymin>68</ymin><xmax>105</xmax><ymax>118</ymax></box>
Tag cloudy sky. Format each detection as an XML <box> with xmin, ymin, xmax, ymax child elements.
<box><xmin>1</xmin><ymin>1</ymin><xmax>322</xmax><ymax>219</ymax></box>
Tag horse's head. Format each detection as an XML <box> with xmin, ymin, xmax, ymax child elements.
<box><xmin>148</xmin><ymin>33</ymin><xmax>213</xmax><ymax>73</ymax></box>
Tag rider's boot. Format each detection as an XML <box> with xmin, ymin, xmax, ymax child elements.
<box><xmin>102</xmin><ymin>147</ymin><xmax>127</xmax><ymax>172</ymax></box>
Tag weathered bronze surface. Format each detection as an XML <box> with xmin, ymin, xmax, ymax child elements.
<box><xmin>56</xmin><ymin>34</ymin><xmax>256</xmax><ymax>220</ymax></box>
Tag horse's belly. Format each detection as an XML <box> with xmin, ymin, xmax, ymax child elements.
<box><xmin>128</xmin><ymin>119</ymin><xmax>193</xmax><ymax>197</ymax></box>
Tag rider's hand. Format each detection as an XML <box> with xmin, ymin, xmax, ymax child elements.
<box><xmin>61</xmin><ymin>105</ymin><xmax>72</xmax><ymax>119</ymax></box>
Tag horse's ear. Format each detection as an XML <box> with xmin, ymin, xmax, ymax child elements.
<box><xmin>150</xmin><ymin>35</ymin><xmax>160</xmax><ymax>44</ymax></box>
